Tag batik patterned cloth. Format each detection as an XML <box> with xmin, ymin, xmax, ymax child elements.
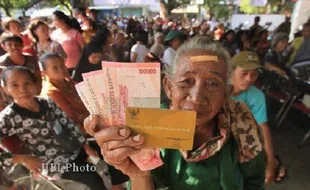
<box><xmin>180</xmin><ymin>100</ymin><xmax>263</xmax><ymax>163</ymax></box>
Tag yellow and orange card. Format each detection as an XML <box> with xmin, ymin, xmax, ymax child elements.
<box><xmin>126</xmin><ymin>107</ymin><xmax>196</xmax><ymax>150</ymax></box>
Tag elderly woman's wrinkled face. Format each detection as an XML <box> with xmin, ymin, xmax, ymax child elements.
<box><xmin>164</xmin><ymin>51</ymin><xmax>228</xmax><ymax>126</ymax></box>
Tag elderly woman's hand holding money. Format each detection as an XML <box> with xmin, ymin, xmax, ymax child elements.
<box><xmin>84</xmin><ymin>115</ymin><xmax>155</xmax><ymax>189</ymax></box>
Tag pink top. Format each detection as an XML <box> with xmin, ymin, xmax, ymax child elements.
<box><xmin>51</xmin><ymin>29</ymin><xmax>84</xmax><ymax>69</ymax></box>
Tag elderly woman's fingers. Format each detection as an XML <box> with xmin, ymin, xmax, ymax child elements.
<box><xmin>101</xmin><ymin>134</ymin><xmax>144</xmax><ymax>153</ymax></box>
<box><xmin>103</xmin><ymin>147</ymin><xmax>142</xmax><ymax>165</ymax></box>
<box><xmin>84</xmin><ymin>115</ymin><xmax>100</xmax><ymax>136</ymax></box>
<box><xmin>94</xmin><ymin>126</ymin><xmax>132</xmax><ymax>147</ymax></box>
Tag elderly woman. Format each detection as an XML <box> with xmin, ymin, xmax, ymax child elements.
<box><xmin>84</xmin><ymin>37</ymin><xmax>266</xmax><ymax>190</ymax></box>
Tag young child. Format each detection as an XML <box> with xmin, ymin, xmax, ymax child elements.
<box><xmin>0</xmin><ymin>34</ymin><xmax>42</xmax><ymax>109</ymax></box>
<box><xmin>3</xmin><ymin>19</ymin><xmax>35</xmax><ymax>56</ymax></box>
<box><xmin>40</xmin><ymin>53</ymin><xmax>88</xmax><ymax>131</ymax></box>
<box><xmin>0</xmin><ymin>66</ymin><xmax>127</xmax><ymax>190</ymax></box>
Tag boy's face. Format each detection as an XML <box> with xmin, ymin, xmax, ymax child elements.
<box><xmin>232</xmin><ymin>66</ymin><xmax>259</xmax><ymax>92</ymax></box>
<box><xmin>2</xmin><ymin>41</ymin><xmax>23</xmax><ymax>55</ymax></box>
<box><xmin>4</xmin><ymin>70</ymin><xmax>37</xmax><ymax>104</ymax></box>
<box><xmin>44</xmin><ymin>57</ymin><xmax>69</xmax><ymax>80</ymax></box>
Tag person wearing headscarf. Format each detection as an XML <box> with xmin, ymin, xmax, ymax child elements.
<box><xmin>264</xmin><ymin>32</ymin><xmax>289</xmax><ymax>77</ymax></box>
<box><xmin>72</xmin><ymin>42</ymin><xmax>103</xmax><ymax>82</ymax></box>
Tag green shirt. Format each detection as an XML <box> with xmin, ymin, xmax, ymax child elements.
<box><xmin>129</xmin><ymin>137</ymin><xmax>265</xmax><ymax>190</ymax></box>
<box><xmin>128</xmin><ymin>101</ymin><xmax>265</xmax><ymax>190</ymax></box>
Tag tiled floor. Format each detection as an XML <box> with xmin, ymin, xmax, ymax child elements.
<box><xmin>267</xmin><ymin>111</ymin><xmax>310</xmax><ymax>190</ymax></box>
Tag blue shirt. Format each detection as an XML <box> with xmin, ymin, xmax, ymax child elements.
<box><xmin>231</xmin><ymin>85</ymin><xmax>268</xmax><ymax>124</ymax></box>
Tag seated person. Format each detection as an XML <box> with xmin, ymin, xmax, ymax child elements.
<box><xmin>84</xmin><ymin>37</ymin><xmax>266</xmax><ymax>190</ymax></box>
<box><xmin>40</xmin><ymin>53</ymin><xmax>88</xmax><ymax>131</ymax></box>
<box><xmin>289</xmin><ymin>22</ymin><xmax>310</xmax><ymax>65</ymax></box>
<box><xmin>0</xmin><ymin>66</ymin><xmax>128</xmax><ymax>190</ymax></box>
<box><xmin>231</xmin><ymin>51</ymin><xmax>286</xmax><ymax>183</ymax></box>
<box><xmin>264</xmin><ymin>33</ymin><xmax>289</xmax><ymax>77</ymax></box>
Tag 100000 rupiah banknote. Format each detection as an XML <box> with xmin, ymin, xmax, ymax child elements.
<box><xmin>75</xmin><ymin>62</ymin><xmax>163</xmax><ymax>171</ymax></box>
<box><xmin>102</xmin><ymin>62</ymin><xmax>163</xmax><ymax>171</ymax></box>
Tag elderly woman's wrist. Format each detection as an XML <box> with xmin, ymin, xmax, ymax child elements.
<box><xmin>130</xmin><ymin>174</ymin><xmax>155</xmax><ymax>190</ymax></box>
<box><xmin>129</xmin><ymin>171</ymin><xmax>152</xmax><ymax>180</ymax></box>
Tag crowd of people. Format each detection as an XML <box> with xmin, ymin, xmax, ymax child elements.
<box><xmin>0</xmin><ymin>6</ymin><xmax>309</xmax><ymax>190</ymax></box>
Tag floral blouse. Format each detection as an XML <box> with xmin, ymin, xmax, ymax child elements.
<box><xmin>0</xmin><ymin>97</ymin><xmax>86</xmax><ymax>179</ymax></box>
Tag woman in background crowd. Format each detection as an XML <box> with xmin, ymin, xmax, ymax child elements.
<box><xmin>221</xmin><ymin>29</ymin><xmax>235</xmax><ymax>56</ymax></box>
<box><xmin>264</xmin><ymin>33</ymin><xmax>289</xmax><ymax>77</ymax></box>
<box><xmin>29</xmin><ymin>20</ymin><xmax>67</xmax><ymax>58</ymax></box>
<box><xmin>256</xmin><ymin>30</ymin><xmax>270</xmax><ymax>57</ymax></box>
<box><xmin>82</xmin><ymin>19</ymin><xmax>97</xmax><ymax>44</ymax></box>
<box><xmin>149</xmin><ymin>32</ymin><xmax>165</xmax><ymax>58</ymax></box>
<box><xmin>73</xmin><ymin>42</ymin><xmax>103</xmax><ymax>82</ymax></box>
<box><xmin>130</xmin><ymin>29</ymin><xmax>149</xmax><ymax>62</ymax></box>
<box><xmin>51</xmin><ymin>11</ymin><xmax>84</xmax><ymax>74</ymax></box>
<box><xmin>90</xmin><ymin>27</ymin><xmax>115</xmax><ymax>61</ymax></box>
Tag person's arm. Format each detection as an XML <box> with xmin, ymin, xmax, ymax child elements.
<box><xmin>249</xmin><ymin>89</ymin><xmax>275</xmax><ymax>184</ymax></box>
<box><xmin>265</xmin><ymin>62</ymin><xmax>287</xmax><ymax>77</ymax></box>
<box><xmin>34</xmin><ymin>69</ymin><xmax>42</xmax><ymax>94</ymax></box>
<box><xmin>131</xmin><ymin>52</ymin><xmax>137</xmax><ymax>62</ymax></box>
<box><xmin>75</xmin><ymin>31</ymin><xmax>85</xmax><ymax>50</ymax></box>
<box><xmin>54</xmin><ymin>42</ymin><xmax>67</xmax><ymax>59</ymax></box>
<box><xmin>50</xmin><ymin>98</ymin><xmax>87</xmax><ymax>138</ymax></box>
<box><xmin>0</xmin><ymin>115</ymin><xmax>43</xmax><ymax>173</ymax></box>
<box><xmin>47</xmin><ymin>90</ymin><xmax>77</xmax><ymax>123</ymax></box>
<box><xmin>131</xmin><ymin>175</ymin><xmax>155</xmax><ymax>190</ymax></box>
<box><xmin>162</xmin><ymin>50</ymin><xmax>170</xmax><ymax>65</ymax></box>
<box><xmin>260</xmin><ymin>122</ymin><xmax>276</xmax><ymax>182</ymax></box>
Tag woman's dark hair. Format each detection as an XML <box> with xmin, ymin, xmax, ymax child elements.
<box><xmin>29</xmin><ymin>20</ymin><xmax>49</xmax><ymax>42</ymax></box>
<box><xmin>1</xmin><ymin>66</ymin><xmax>36</xmax><ymax>86</ymax></box>
<box><xmin>90</xmin><ymin>27</ymin><xmax>111</xmax><ymax>47</ymax></box>
<box><xmin>235</xmin><ymin>30</ymin><xmax>249</xmax><ymax>51</ymax></box>
<box><xmin>39</xmin><ymin>53</ymin><xmax>62</xmax><ymax>71</ymax></box>
<box><xmin>73</xmin><ymin>42</ymin><xmax>103</xmax><ymax>82</ymax></box>
<box><xmin>135</xmin><ymin>29</ymin><xmax>148</xmax><ymax>45</ymax></box>
<box><xmin>53</xmin><ymin>11</ymin><xmax>82</xmax><ymax>33</ymax></box>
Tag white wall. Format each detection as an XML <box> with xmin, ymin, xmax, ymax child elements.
<box><xmin>230</xmin><ymin>14</ymin><xmax>286</xmax><ymax>31</ymax></box>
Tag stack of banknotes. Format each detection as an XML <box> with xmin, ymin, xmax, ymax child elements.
<box><xmin>75</xmin><ymin>62</ymin><xmax>164</xmax><ymax>171</ymax></box>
